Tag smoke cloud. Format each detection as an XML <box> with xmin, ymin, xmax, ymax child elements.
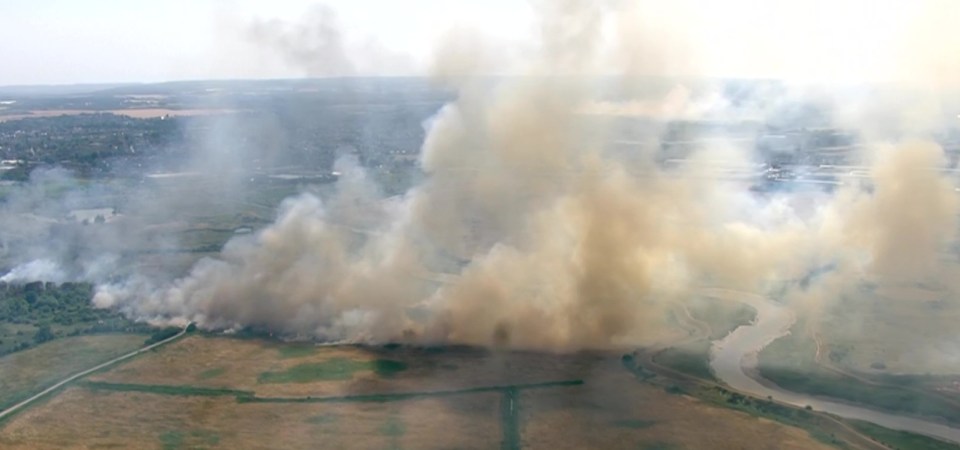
<box><xmin>86</xmin><ymin>1</ymin><xmax>960</xmax><ymax>353</ymax></box>
<box><xmin>845</xmin><ymin>141</ymin><xmax>958</xmax><ymax>281</ymax></box>
<box><xmin>242</xmin><ymin>4</ymin><xmax>415</xmax><ymax>77</ymax></box>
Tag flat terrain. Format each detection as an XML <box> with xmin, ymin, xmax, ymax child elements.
<box><xmin>0</xmin><ymin>335</ymin><xmax>842</xmax><ymax>449</ymax></box>
<box><xmin>0</xmin><ymin>334</ymin><xmax>146</xmax><ymax>409</ymax></box>
<box><xmin>0</xmin><ymin>388</ymin><xmax>502</xmax><ymax>450</ymax></box>
<box><xmin>0</xmin><ymin>109</ymin><xmax>236</xmax><ymax>121</ymax></box>
<box><xmin>818</xmin><ymin>283</ymin><xmax>960</xmax><ymax>375</ymax></box>
<box><xmin>521</xmin><ymin>380</ymin><xmax>831</xmax><ymax>450</ymax></box>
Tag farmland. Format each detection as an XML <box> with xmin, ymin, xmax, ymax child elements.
<box><xmin>0</xmin><ymin>334</ymin><xmax>146</xmax><ymax>410</ymax></box>
<box><xmin>0</xmin><ymin>335</ymin><xmax>846</xmax><ymax>449</ymax></box>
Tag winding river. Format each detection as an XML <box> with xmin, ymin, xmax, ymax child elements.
<box><xmin>705</xmin><ymin>288</ymin><xmax>960</xmax><ymax>444</ymax></box>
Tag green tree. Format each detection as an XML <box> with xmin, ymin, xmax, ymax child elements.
<box><xmin>34</xmin><ymin>325</ymin><xmax>55</xmax><ymax>344</ymax></box>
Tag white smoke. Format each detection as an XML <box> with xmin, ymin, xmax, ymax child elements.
<box><xmin>1</xmin><ymin>259</ymin><xmax>68</xmax><ymax>284</ymax></box>
<box><xmin>92</xmin><ymin>1</ymin><xmax>960</xmax><ymax>352</ymax></box>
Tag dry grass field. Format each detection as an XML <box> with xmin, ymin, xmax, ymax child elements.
<box><xmin>0</xmin><ymin>334</ymin><xmax>146</xmax><ymax>409</ymax></box>
<box><xmin>90</xmin><ymin>336</ymin><xmax>610</xmax><ymax>398</ymax></box>
<box><xmin>0</xmin><ymin>335</ymin><xmax>845</xmax><ymax>449</ymax></box>
<box><xmin>0</xmin><ymin>388</ymin><xmax>501</xmax><ymax>449</ymax></box>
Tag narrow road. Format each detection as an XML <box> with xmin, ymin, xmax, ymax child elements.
<box><xmin>500</xmin><ymin>387</ymin><xmax>521</xmax><ymax>450</ymax></box>
<box><xmin>640</xmin><ymin>305</ymin><xmax>886</xmax><ymax>450</ymax></box>
<box><xmin>707</xmin><ymin>288</ymin><xmax>960</xmax><ymax>444</ymax></box>
<box><xmin>0</xmin><ymin>323</ymin><xmax>191</xmax><ymax>423</ymax></box>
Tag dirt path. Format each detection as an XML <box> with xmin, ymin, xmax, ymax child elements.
<box><xmin>0</xmin><ymin>324</ymin><xmax>190</xmax><ymax>424</ymax></box>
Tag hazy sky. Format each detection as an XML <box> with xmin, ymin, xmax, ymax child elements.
<box><xmin>0</xmin><ymin>0</ymin><xmax>533</xmax><ymax>85</ymax></box>
<box><xmin>1</xmin><ymin>0</ymin><xmax>958</xmax><ymax>86</ymax></box>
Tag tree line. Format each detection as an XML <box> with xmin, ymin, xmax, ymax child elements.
<box><xmin>0</xmin><ymin>281</ymin><xmax>152</xmax><ymax>355</ymax></box>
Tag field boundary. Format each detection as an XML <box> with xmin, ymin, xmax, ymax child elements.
<box><xmin>78</xmin><ymin>379</ymin><xmax>584</xmax><ymax>404</ymax></box>
<box><xmin>79</xmin><ymin>378</ymin><xmax>584</xmax><ymax>449</ymax></box>
<box><xmin>0</xmin><ymin>323</ymin><xmax>191</xmax><ymax>425</ymax></box>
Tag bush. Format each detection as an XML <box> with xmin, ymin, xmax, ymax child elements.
<box><xmin>144</xmin><ymin>327</ymin><xmax>180</xmax><ymax>345</ymax></box>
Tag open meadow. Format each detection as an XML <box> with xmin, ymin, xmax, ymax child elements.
<box><xmin>0</xmin><ymin>334</ymin><xmax>146</xmax><ymax>410</ymax></box>
<box><xmin>0</xmin><ymin>335</ymin><xmax>849</xmax><ymax>449</ymax></box>
<box><xmin>817</xmin><ymin>283</ymin><xmax>960</xmax><ymax>375</ymax></box>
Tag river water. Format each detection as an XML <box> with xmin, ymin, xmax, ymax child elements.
<box><xmin>706</xmin><ymin>288</ymin><xmax>960</xmax><ymax>444</ymax></box>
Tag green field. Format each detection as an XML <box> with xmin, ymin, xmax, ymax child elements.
<box><xmin>759</xmin><ymin>324</ymin><xmax>960</xmax><ymax>425</ymax></box>
<box><xmin>276</xmin><ymin>344</ymin><xmax>320</xmax><ymax>359</ymax></box>
<box><xmin>849</xmin><ymin>420</ymin><xmax>960</xmax><ymax>450</ymax></box>
<box><xmin>197</xmin><ymin>367</ymin><xmax>226</xmax><ymax>380</ymax></box>
<box><xmin>759</xmin><ymin>365</ymin><xmax>960</xmax><ymax>425</ymax></box>
<box><xmin>257</xmin><ymin>358</ymin><xmax>408</xmax><ymax>383</ymax></box>
<box><xmin>653</xmin><ymin>341</ymin><xmax>715</xmax><ymax>381</ymax></box>
<box><xmin>160</xmin><ymin>429</ymin><xmax>221</xmax><ymax>450</ymax></box>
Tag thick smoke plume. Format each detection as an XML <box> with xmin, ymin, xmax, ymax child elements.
<box><xmin>93</xmin><ymin>1</ymin><xmax>960</xmax><ymax>352</ymax></box>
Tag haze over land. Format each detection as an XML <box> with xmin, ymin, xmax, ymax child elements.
<box><xmin>2</xmin><ymin>1</ymin><xmax>960</xmax><ymax>359</ymax></box>
<box><xmin>7</xmin><ymin>2</ymin><xmax>960</xmax><ymax>449</ymax></box>
<box><xmin>7</xmin><ymin>0</ymin><xmax>929</xmax><ymax>360</ymax></box>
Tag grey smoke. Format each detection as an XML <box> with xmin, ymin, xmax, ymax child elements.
<box><xmin>244</xmin><ymin>4</ymin><xmax>415</xmax><ymax>77</ymax></box>
<box><xmin>247</xmin><ymin>5</ymin><xmax>354</xmax><ymax>77</ymax></box>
